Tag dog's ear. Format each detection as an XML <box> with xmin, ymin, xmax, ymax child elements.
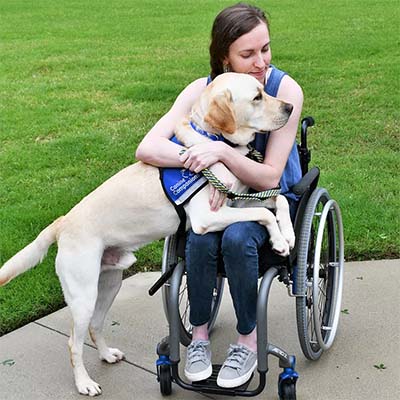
<box><xmin>204</xmin><ymin>90</ymin><xmax>236</xmax><ymax>134</ymax></box>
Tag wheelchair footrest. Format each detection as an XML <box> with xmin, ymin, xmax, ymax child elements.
<box><xmin>192</xmin><ymin>364</ymin><xmax>254</xmax><ymax>392</ymax></box>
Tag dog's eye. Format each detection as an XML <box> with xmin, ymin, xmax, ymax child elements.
<box><xmin>253</xmin><ymin>93</ymin><xmax>262</xmax><ymax>101</ymax></box>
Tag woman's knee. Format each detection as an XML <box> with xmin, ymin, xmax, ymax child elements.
<box><xmin>186</xmin><ymin>230</ymin><xmax>221</xmax><ymax>254</ymax></box>
<box><xmin>185</xmin><ymin>230</ymin><xmax>221</xmax><ymax>274</ymax></box>
<box><xmin>221</xmin><ymin>222</ymin><xmax>266</xmax><ymax>256</ymax></box>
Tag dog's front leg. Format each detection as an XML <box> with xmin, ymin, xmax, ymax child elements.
<box><xmin>188</xmin><ymin>201</ymin><xmax>290</xmax><ymax>256</ymax></box>
<box><xmin>274</xmin><ymin>195</ymin><xmax>296</xmax><ymax>249</ymax></box>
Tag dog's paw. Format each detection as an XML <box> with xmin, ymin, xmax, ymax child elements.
<box><xmin>276</xmin><ymin>218</ymin><xmax>295</xmax><ymax>250</ymax></box>
<box><xmin>76</xmin><ymin>377</ymin><xmax>102</xmax><ymax>397</ymax></box>
<box><xmin>100</xmin><ymin>347</ymin><xmax>125</xmax><ymax>364</ymax></box>
<box><xmin>282</xmin><ymin>228</ymin><xmax>295</xmax><ymax>250</ymax></box>
<box><xmin>270</xmin><ymin>236</ymin><xmax>290</xmax><ymax>257</ymax></box>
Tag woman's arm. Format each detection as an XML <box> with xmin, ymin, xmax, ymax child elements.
<box><xmin>135</xmin><ymin>77</ymin><xmax>208</xmax><ymax>167</ymax></box>
<box><xmin>180</xmin><ymin>75</ymin><xmax>304</xmax><ymax>191</ymax></box>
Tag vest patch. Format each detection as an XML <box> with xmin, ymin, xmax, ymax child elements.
<box><xmin>159</xmin><ymin>135</ymin><xmax>208</xmax><ymax>206</ymax></box>
<box><xmin>161</xmin><ymin>167</ymin><xmax>208</xmax><ymax>205</ymax></box>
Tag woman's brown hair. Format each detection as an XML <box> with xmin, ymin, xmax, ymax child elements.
<box><xmin>209</xmin><ymin>3</ymin><xmax>270</xmax><ymax>80</ymax></box>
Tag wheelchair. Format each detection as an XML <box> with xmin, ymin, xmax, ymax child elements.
<box><xmin>150</xmin><ymin>117</ymin><xmax>344</xmax><ymax>400</ymax></box>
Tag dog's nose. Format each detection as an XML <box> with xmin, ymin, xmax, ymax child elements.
<box><xmin>284</xmin><ymin>102</ymin><xmax>293</xmax><ymax>115</ymax></box>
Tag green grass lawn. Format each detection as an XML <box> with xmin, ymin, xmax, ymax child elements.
<box><xmin>0</xmin><ymin>0</ymin><xmax>399</xmax><ymax>335</ymax></box>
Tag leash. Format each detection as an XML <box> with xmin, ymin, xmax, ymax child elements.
<box><xmin>180</xmin><ymin>145</ymin><xmax>281</xmax><ymax>201</ymax></box>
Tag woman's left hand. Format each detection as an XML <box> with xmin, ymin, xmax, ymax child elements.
<box><xmin>179</xmin><ymin>141</ymin><xmax>226</xmax><ymax>173</ymax></box>
<box><xmin>207</xmin><ymin>162</ymin><xmax>234</xmax><ymax>211</ymax></box>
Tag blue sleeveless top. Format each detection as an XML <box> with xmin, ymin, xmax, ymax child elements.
<box><xmin>251</xmin><ymin>66</ymin><xmax>302</xmax><ymax>201</ymax></box>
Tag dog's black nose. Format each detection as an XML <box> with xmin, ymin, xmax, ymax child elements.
<box><xmin>284</xmin><ymin>102</ymin><xmax>293</xmax><ymax>115</ymax></box>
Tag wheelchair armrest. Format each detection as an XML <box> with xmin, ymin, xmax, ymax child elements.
<box><xmin>291</xmin><ymin>166</ymin><xmax>320</xmax><ymax>196</ymax></box>
<box><xmin>288</xmin><ymin>167</ymin><xmax>320</xmax><ymax>265</ymax></box>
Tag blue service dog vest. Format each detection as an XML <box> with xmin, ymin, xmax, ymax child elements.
<box><xmin>159</xmin><ymin>136</ymin><xmax>208</xmax><ymax>206</ymax></box>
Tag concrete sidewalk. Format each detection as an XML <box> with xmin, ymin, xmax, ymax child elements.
<box><xmin>0</xmin><ymin>259</ymin><xmax>399</xmax><ymax>400</ymax></box>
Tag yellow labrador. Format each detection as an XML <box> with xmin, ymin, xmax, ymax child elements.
<box><xmin>0</xmin><ymin>73</ymin><xmax>295</xmax><ymax>396</ymax></box>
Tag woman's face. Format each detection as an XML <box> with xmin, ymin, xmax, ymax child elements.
<box><xmin>224</xmin><ymin>22</ymin><xmax>271</xmax><ymax>84</ymax></box>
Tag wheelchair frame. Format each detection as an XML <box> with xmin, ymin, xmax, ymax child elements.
<box><xmin>153</xmin><ymin>117</ymin><xmax>344</xmax><ymax>400</ymax></box>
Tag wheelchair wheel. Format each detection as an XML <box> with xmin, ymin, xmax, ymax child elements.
<box><xmin>161</xmin><ymin>235</ymin><xmax>225</xmax><ymax>346</ymax></box>
<box><xmin>279</xmin><ymin>381</ymin><xmax>297</xmax><ymax>400</ymax></box>
<box><xmin>158</xmin><ymin>364</ymin><xmax>172</xmax><ymax>396</ymax></box>
<box><xmin>295</xmin><ymin>188</ymin><xmax>344</xmax><ymax>360</ymax></box>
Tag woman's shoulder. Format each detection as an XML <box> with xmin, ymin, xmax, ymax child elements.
<box><xmin>173</xmin><ymin>77</ymin><xmax>208</xmax><ymax>105</ymax></box>
<box><xmin>277</xmin><ymin>73</ymin><xmax>303</xmax><ymax>104</ymax></box>
<box><xmin>165</xmin><ymin>77</ymin><xmax>208</xmax><ymax>119</ymax></box>
<box><xmin>269</xmin><ymin>65</ymin><xmax>302</xmax><ymax>91</ymax></box>
<box><xmin>181</xmin><ymin>77</ymin><xmax>208</xmax><ymax>96</ymax></box>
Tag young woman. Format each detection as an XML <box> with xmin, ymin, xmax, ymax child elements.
<box><xmin>136</xmin><ymin>3</ymin><xmax>303</xmax><ymax>389</ymax></box>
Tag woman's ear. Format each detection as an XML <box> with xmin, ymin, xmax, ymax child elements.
<box><xmin>222</xmin><ymin>59</ymin><xmax>231</xmax><ymax>73</ymax></box>
<box><xmin>204</xmin><ymin>90</ymin><xmax>236</xmax><ymax>134</ymax></box>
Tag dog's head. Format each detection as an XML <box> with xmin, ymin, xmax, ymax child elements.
<box><xmin>200</xmin><ymin>73</ymin><xmax>293</xmax><ymax>145</ymax></box>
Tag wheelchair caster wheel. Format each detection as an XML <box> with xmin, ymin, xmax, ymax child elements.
<box><xmin>279</xmin><ymin>379</ymin><xmax>296</xmax><ymax>400</ymax></box>
<box><xmin>156</xmin><ymin>346</ymin><xmax>172</xmax><ymax>396</ymax></box>
<box><xmin>158</xmin><ymin>364</ymin><xmax>172</xmax><ymax>396</ymax></box>
<box><xmin>279</xmin><ymin>361</ymin><xmax>298</xmax><ymax>400</ymax></box>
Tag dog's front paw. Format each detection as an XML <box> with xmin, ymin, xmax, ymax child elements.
<box><xmin>276</xmin><ymin>218</ymin><xmax>295</xmax><ymax>250</ymax></box>
<box><xmin>270</xmin><ymin>236</ymin><xmax>290</xmax><ymax>257</ymax></box>
<box><xmin>282</xmin><ymin>228</ymin><xmax>295</xmax><ymax>250</ymax></box>
<box><xmin>100</xmin><ymin>347</ymin><xmax>125</xmax><ymax>364</ymax></box>
<box><xmin>76</xmin><ymin>377</ymin><xmax>102</xmax><ymax>397</ymax></box>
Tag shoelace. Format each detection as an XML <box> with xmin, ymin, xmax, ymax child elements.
<box><xmin>187</xmin><ymin>341</ymin><xmax>209</xmax><ymax>365</ymax></box>
<box><xmin>223</xmin><ymin>344</ymin><xmax>250</xmax><ymax>370</ymax></box>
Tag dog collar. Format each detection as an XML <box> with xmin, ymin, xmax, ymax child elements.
<box><xmin>189</xmin><ymin>120</ymin><xmax>239</xmax><ymax>148</ymax></box>
<box><xmin>189</xmin><ymin>120</ymin><xmax>224</xmax><ymax>142</ymax></box>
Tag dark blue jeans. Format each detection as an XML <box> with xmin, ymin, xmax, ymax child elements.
<box><xmin>185</xmin><ymin>199</ymin><xmax>297</xmax><ymax>335</ymax></box>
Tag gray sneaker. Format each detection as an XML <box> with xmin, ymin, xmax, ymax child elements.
<box><xmin>184</xmin><ymin>340</ymin><xmax>212</xmax><ymax>382</ymax></box>
<box><xmin>217</xmin><ymin>344</ymin><xmax>257</xmax><ymax>388</ymax></box>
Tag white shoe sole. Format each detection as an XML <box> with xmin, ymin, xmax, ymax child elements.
<box><xmin>217</xmin><ymin>361</ymin><xmax>257</xmax><ymax>388</ymax></box>
<box><xmin>184</xmin><ymin>363</ymin><xmax>212</xmax><ymax>382</ymax></box>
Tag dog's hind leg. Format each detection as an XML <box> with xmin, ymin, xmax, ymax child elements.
<box><xmin>89</xmin><ymin>268</ymin><xmax>124</xmax><ymax>364</ymax></box>
<box><xmin>89</xmin><ymin>250</ymin><xmax>136</xmax><ymax>364</ymax></box>
<box><xmin>56</xmin><ymin>241</ymin><xmax>103</xmax><ymax>396</ymax></box>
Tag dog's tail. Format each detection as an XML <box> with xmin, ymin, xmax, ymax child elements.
<box><xmin>0</xmin><ymin>216</ymin><xmax>64</xmax><ymax>286</ymax></box>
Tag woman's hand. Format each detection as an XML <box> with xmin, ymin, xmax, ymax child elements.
<box><xmin>209</xmin><ymin>185</ymin><xmax>227</xmax><ymax>212</ymax></box>
<box><xmin>207</xmin><ymin>162</ymin><xmax>235</xmax><ymax>211</ymax></box>
<box><xmin>179</xmin><ymin>141</ymin><xmax>227</xmax><ymax>173</ymax></box>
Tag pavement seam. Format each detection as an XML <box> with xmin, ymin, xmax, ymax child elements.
<box><xmin>33</xmin><ymin>321</ymin><xmax>216</xmax><ymax>399</ymax></box>
<box><xmin>33</xmin><ymin>321</ymin><xmax>157</xmax><ymax>376</ymax></box>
